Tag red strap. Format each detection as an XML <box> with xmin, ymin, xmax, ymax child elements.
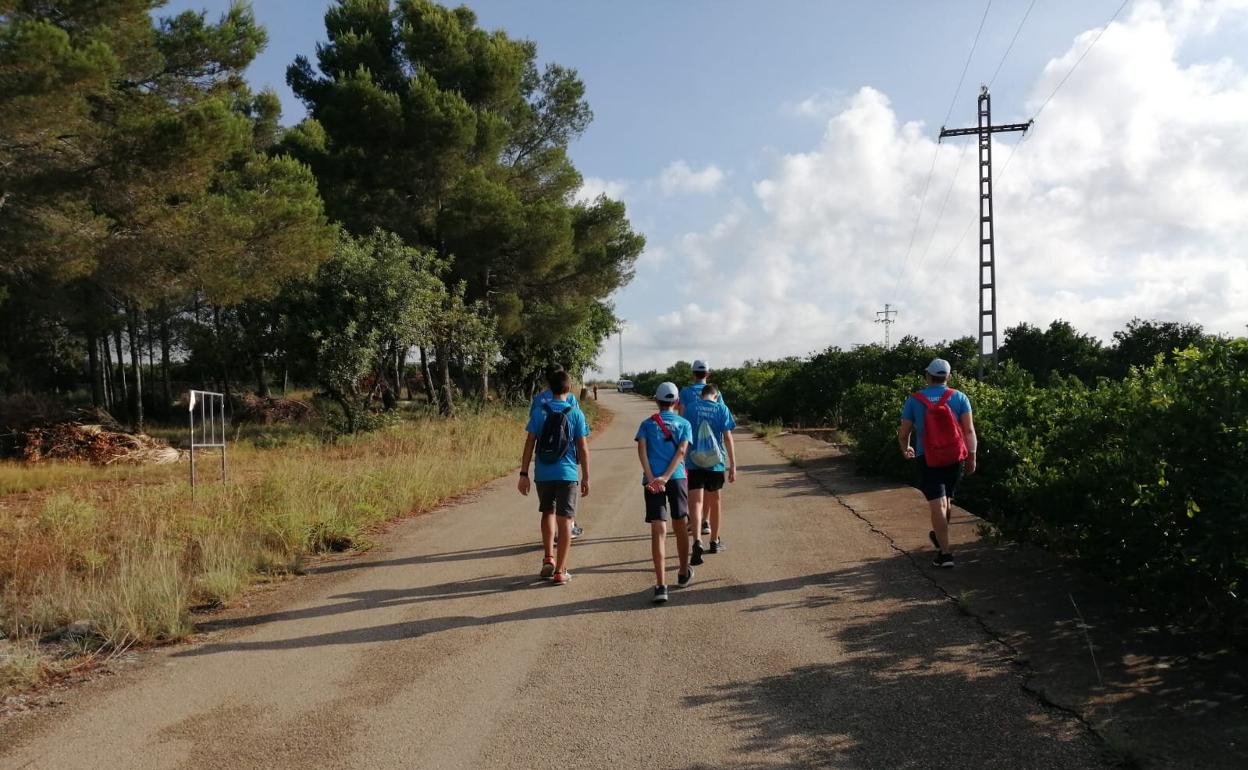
<box><xmin>651</xmin><ymin>413</ymin><xmax>674</xmax><ymax>440</ymax></box>
<box><xmin>913</xmin><ymin>390</ymin><xmax>958</xmax><ymax>410</ymax></box>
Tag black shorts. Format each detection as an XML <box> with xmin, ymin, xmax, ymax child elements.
<box><xmin>916</xmin><ymin>456</ymin><xmax>963</xmax><ymax>502</ymax></box>
<box><xmin>644</xmin><ymin>477</ymin><xmax>689</xmax><ymax>522</ymax></box>
<box><xmin>536</xmin><ymin>480</ymin><xmax>579</xmax><ymax>518</ymax></box>
<box><xmin>687</xmin><ymin>469</ymin><xmax>726</xmax><ymax>492</ymax></box>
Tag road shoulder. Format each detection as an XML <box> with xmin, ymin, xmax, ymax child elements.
<box><xmin>765</xmin><ymin>431</ymin><xmax>1248</xmax><ymax>770</ymax></box>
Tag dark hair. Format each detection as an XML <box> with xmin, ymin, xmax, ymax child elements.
<box><xmin>927</xmin><ymin>373</ymin><xmax>948</xmax><ymax>384</ymax></box>
<box><xmin>548</xmin><ymin>369</ymin><xmax>572</xmax><ymax>395</ymax></box>
<box><xmin>693</xmin><ymin>370</ymin><xmax>709</xmax><ymax>380</ymax></box>
<box><xmin>701</xmin><ymin>383</ymin><xmax>719</xmax><ymax>398</ymax></box>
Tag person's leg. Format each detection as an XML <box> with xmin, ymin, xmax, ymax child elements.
<box><xmin>541</xmin><ymin>511</ymin><xmax>556</xmax><ymax>553</ymax></box>
<box><xmin>650</xmin><ymin>519</ymin><xmax>667</xmax><ymax>585</ymax></box>
<box><xmin>556</xmin><ymin>515</ymin><xmax>573</xmax><ymax>573</ymax></box>
<box><xmin>707</xmin><ymin>489</ymin><xmax>722</xmax><ymax>542</ymax></box>
<box><xmin>688</xmin><ymin>486</ymin><xmax>704</xmax><ymax>540</ymax></box>
<box><xmin>929</xmin><ymin>498</ymin><xmax>950</xmax><ymax>552</ymax></box>
<box><xmin>670</xmin><ymin>479</ymin><xmax>691</xmax><ymax>575</ymax></box>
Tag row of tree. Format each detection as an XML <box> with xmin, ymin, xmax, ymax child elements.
<box><xmin>624</xmin><ymin>318</ymin><xmax>1215</xmax><ymax>426</ymax></box>
<box><xmin>0</xmin><ymin>1</ymin><xmax>643</xmax><ymax>429</ymax></box>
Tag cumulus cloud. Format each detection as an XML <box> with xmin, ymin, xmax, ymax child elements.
<box><xmin>658</xmin><ymin>160</ymin><xmax>726</xmax><ymax>195</ymax></box>
<box><xmin>609</xmin><ymin>0</ymin><xmax>1248</xmax><ymax>373</ymax></box>
<box><xmin>575</xmin><ymin>176</ymin><xmax>629</xmax><ymax>204</ymax></box>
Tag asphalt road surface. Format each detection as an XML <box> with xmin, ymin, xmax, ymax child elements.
<box><xmin>2</xmin><ymin>392</ymin><xmax>1109</xmax><ymax>769</ymax></box>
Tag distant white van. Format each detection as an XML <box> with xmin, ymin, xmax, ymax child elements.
<box><xmin>616</xmin><ymin>379</ymin><xmax>634</xmax><ymax>393</ymax></box>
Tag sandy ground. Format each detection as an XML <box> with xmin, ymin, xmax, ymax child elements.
<box><xmin>1</xmin><ymin>392</ymin><xmax>1110</xmax><ymax>770</ymax></box>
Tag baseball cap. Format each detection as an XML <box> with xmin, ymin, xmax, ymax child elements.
<box><xmin>925</xmin><ymin>358</ymin><xmax>952</xmax><ymax>377</ymax></box>
<box><xmin>655</xmin><ymin>382</ymin><xmax>680</xmax><ymax>403</ymax></box>
<box><xmin>692</xmin><ymin>360</ymin><xmax>709</xmax><ymax>373</ymax></box>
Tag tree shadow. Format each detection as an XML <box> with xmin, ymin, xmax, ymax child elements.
<box><xmin>307</xmin><ymin>534</ymin><xmax>650</xmax><ymax>576</ymax></box>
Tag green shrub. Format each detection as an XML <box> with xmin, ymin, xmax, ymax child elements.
<box><xmin>841</xmin><ymin>340</ymin><xmax>1248</xmax><ymax>632</ymax></box>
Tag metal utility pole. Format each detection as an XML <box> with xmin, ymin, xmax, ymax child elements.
<box><xmin>618</xmin><ymin>329</ymin><xmax>624</xmax><ymax>379</ymax></box>
<box><xmin>875</xmin><ymin>303</ymin><xmax>898</xmax><ymax>348</ymax></box>
<box><xmin>939</xmin><ymin>85</ymin><xmax>1031</xmax><ymax>378</ymax></box>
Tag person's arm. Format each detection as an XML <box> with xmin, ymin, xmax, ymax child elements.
<box><xmin>518</xmin><ymin>433</ymin><xmax>536</xmax><ymax>495</ymax></box>
<box><xmin>960</xmin><ymin>411</ymin><xmax>977</xmax><ymax>474</ymax></box>
<box><xmin>576</xmin><ymin>436</ymin><xmax>590</xmax><ymax>496</ymax></box>
<box><xmin>724</xmin><ymin>430</ymin><xmax>737</xmax><ymax>482</ymax></box>
<box><xmin>659</xmin><ymin>441</ymin><xmax>688</xmax><ymax>480</ymax></box>
<box><xmin>637</xmin><ymin>437</ymin><xmax>655</xmax><ymax>485</ymax></box>
<box><xmin>898</xmin><ymin>419</ymin><xmax>916</xmax><ymax>460</ymax></box>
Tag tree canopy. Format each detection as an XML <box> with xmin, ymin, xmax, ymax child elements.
<box><xmin>0</xmin><ymin>0</ymin><xmax>642</xmax><ymax>428</ymax></box>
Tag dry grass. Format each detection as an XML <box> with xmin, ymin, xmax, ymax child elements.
<box><xmin>0</xmin><ymin>406</ymin><xmax>527</xmax><ymax>681</ymax></box>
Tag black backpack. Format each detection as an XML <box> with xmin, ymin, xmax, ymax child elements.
<box><xmin>536</xmin><ymin>402</ymin><xmax>574</xmax><ymax>464</ymax></box>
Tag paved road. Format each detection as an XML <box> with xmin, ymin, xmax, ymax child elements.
<box><xmin>2</xmin><ymin>392</ymin><xmax>1108</xmax><ymax>769</ymax></box>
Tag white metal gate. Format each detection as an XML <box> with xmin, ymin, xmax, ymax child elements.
<box><xmin>188</xmin><ymin>390</ymin><xmax>227</xmax><ymax>495</ymax></box>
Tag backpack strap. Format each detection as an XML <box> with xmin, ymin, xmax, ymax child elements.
<box><xmin>912</xmin><ymin>392</ymin><xmax>934</xmax><ymax>411</ymax></box>
<box><xmin>936</xmin><ymin>389</ymin><xmax>957</xmax><ymax>407</ymax></box>
<box><xmin>651</xmin><ymin>413</ymin><xmax>675</xmax><ymax>443</ymax></box>
<box><xmin>542</xmin><ymin>401</ymin><xmax>554</xmax><ymax>415</ymax></box>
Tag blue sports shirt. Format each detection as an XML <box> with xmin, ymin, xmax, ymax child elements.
<box><xmin>635</xmin><ymin>410</ymin><xmax>692</xmax><ymax>483</ymax></box>
<box><xmin>684</xmin><ymin>398</ymin><xmax>737</xmax><ymax>472</ymax></box>
<box><xmin>525</xmin><ymin>399</ymin><xmax>589</xmax><ymax>482</ymax></box>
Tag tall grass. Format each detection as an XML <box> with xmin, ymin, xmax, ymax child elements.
<box><xmin>0</xmin><ymin>407</ymin><xmax>526</xmax><ymax>668</ymax></box>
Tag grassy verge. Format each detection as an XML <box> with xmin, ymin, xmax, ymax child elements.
<box><xmin>0</xmin><ymin>406</ymin><xmax>531</xmax><ymax>694</ymax></box>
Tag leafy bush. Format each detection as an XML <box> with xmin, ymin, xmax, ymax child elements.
<box><xmin>842</xmin><ymin>340</ymin><xmax>1248</xmax><ymax>632</ymax></box>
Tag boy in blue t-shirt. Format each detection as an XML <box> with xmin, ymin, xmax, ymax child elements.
<box><xmin>529</xmin><ymin>368</ymin><xmax>586</xmax><ymax>539</ymax></box>
<box><xmin>519</xmin><ymin>370</ymin><xmax>590</xmax><ymax>585</ymax></box>
<box><xmin>635</xmin><ymin>382</ymin><xmax>693</xmax><ymax>604</ymax></box>
<box><xmin>684</xmin><ymin>383</ymin><xmax>737</xmax><ymax>562</ymax></box>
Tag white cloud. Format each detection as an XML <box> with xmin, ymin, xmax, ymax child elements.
<box><xmin>575</xmin><ymin>176</ymin><xmax>628</xmax><ymax>204</ymax></box>
<box><xmin>606</xmin><ymin>0</ymin><xmax>1248</xmax><ymax>374</ymax></box>
<box><xmin>658</xmin><ymin>160</ymin><xmax>726</xmax><ymax>196</ymax></box>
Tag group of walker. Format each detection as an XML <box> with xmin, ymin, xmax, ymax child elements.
<box><xmin>518</xmin><ymin>356</ymin><xmax>976</xmax><ymax>603</ymax></box>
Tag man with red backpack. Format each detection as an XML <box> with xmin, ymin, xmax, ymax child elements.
<box><xmin>897</xmin><ymin>358</ymin><xmax>977</xmax><ymax>568</ymax></box>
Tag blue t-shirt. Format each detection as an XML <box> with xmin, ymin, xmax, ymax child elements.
<box><xmin>679</xmin><ymin>382</ymin><xmax>726</xmax><ymax>413</ymax></box>
<box><xmin>530</xmin><ymin>389</ymin><xmax>579</xmax><ymax>419</ymax></box>
<box><xmin>684</xmin><ymin>398</ymin><xmax>737</xmax><ymax>472</ymax></box>
<box><xmin>525</xmin><ymin>399</ymin><xmax>589</xmax><ymax>482</ymax></box>
<box><xmin>901</xmin><ymin>385</ymin><xmax>972</xmax><ymax>457</ymax></box>
<box><xmin>634</xmin><ymin>410</ymin><xmax>692</xmax><ymax>483</ymax></box>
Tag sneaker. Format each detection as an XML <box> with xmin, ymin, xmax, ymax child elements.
<box><xmin>933</xmin><ymin>552</ymin><xmax>955</xmax><ymax>569</ymax></box>
<box><xmin>540</xmin><ymin>558</ymin><xmax>556</xmax><ymax>579</ymax></box>
<box><xmin>677</xmin><ymin>568</ymin><xmax>695</xmax><ymax>587</ymax></box>
<box><xmin>928</xmin><ymin>530</ymin><xmax>940</xmax><ymax>550</ymax></box>
<box><xmin>653</xmin><ymin>585</ymin><xmax>669</xmax><ymax>604</ymax></box>
<box><xmin>709</xmin><ymin>538</ymin><xmax>724</xmax><ymax>553</ymax></box>
<box><xmin>701</xmin><ymin>520</ymin><xmax>711</xmax><ymax>536</ymax></box>
<box><xmin>691</xmin><ymin>540</ymin><xmax>705</xmax><ymax>566</ymax></box>
<box><xmin>571</xmin><ymin>525</ymin><xmax>583</xmax><ymax>539</ymax></box>
<box><xmin>551</xmin><ymin>570</ymin><xmax>572</xmax><ymax>585</ymax></box>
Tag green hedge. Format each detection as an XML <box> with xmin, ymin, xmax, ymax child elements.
<box><xmin>842</xmin><ymin>340</ymin><xmax>1248</xmax><ymax>632</ymax></box>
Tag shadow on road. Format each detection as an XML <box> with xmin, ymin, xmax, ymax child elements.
<box><xmin>307</xmin><ymin>534</ymin><xmax>651</xmax><ymax>576</ymax></box>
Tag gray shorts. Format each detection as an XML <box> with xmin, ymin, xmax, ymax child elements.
<box><xmin>644</xmin><ymin>477</ymin><xmax>689</xmax><ymax>523</ymax></box>
<box><xmin>536</xmin><ymin>480</ymin><xmax>579</xmax><ymax>518</ymax></box>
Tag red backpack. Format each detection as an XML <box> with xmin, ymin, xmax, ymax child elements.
<box><xmin>915</xmin><ymin>390</ymin><xmax>968</xmax><ymax>467</ymax></box>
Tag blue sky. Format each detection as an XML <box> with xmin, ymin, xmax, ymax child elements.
<box><xmin>161</xmin><ymin>1</ymin><xmax>1248</xmax><ymax>374</ymax></box>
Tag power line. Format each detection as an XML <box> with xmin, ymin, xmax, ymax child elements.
<box><xmin>1031</xmin><ymin>0</ymin><xmax>1130</xmax><ymax>121</ymax></box>
<box><xmin>901</xmin><ymin>0</ymin><xmax>1038</xmax><ymax>301</ymax></box>
<box><xmin>988</xmin><ymin>0</ymin><xmax>1038</xmax><ymax>88</ymax></box>
<box><xmin>899</xmin><ymin>0</ymin><xmax>1128</xmax><ymax>317</ymax></box>
<box><xmin>889</xmin><ymin>0</ymin><xmax>994</xmax><ymax>296</ymax></box>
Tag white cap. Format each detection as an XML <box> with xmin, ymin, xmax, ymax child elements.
<box><xmin>655</xmin><ymin>382</ymin><xmax>680</xmax><ymax>403</ymax></box>
<box><xmin>925</xmin><ymin>358</ymin><xmax>952</xmax><ymax>377</ymax></box>
<box><xmin>692</xmin><ymin>359</ymin><xmax>709</xmax><ymax>373</ymax></box>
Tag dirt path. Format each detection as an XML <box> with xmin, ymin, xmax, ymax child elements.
<box><xmin>1</xmin><ymin>392</ymin><xmax>1110</xmax><ymax>769</ymax></box>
